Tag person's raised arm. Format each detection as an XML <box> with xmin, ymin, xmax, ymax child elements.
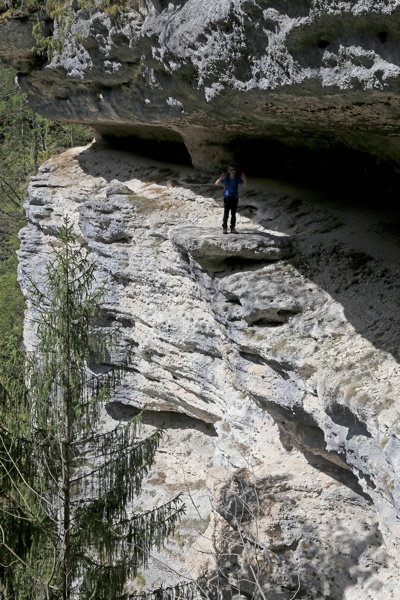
<box><xmin>241</xmin><ymin>172</ymin><xmax>248</xmax><ymax>187</ymax></box>
<box><xmin>215</xmin><ymin>173</ymin><xmax>225</xmax><ymax>186</ymax></box>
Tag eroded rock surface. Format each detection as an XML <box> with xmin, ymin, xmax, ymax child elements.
<box><xmin>2</xmin><ymin>1</ymin><xmax>400</xmax><ymax>175</ymax></box>
<box><xmin>17</xmin><ymin>144</ymin><xmax>400</xmax><ymax>598</ymax></box>
<box><xmin>171</xmin><ymin>226</ymin><xmax>292</xmax><ymax>264</ymax></box>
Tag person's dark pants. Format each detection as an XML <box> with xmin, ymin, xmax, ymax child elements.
<box><xmin>223</xmin><ymin>196</ymin><xmax>238</xmax><ymax>229</ymax></box>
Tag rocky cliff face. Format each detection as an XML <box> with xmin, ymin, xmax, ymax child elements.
<box><xmin>17</xmin><ymin>144</ymin><xmax>400</xmax><ymax>598</ymax></box>
<box><xmin>2</xmin><ymin>0</ymin><xmax>400</xmax><ymax>182</ymax></box>
<box><xmin>4</xmin><ymin>0</ymin><xmax>400</xmax><ymax>596</ymax></box>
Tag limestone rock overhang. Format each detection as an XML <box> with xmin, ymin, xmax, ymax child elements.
<box><xmin>2</xmin><ymin>1</ymin><xmax>400</xmax><ymax>191</ymax></box>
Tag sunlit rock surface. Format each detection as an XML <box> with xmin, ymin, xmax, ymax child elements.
<box><xmin>171</xmin><ymin>226</ymin><xmax>292</xmax><ymax>263</ymax></box>
<box><xmin>17</xmin><ymin>144</ymin><xmax>400</xmax><ymax>598</ymax></box>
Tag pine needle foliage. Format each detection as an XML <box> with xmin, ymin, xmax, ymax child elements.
<box><xmin>0</xmin><ymin>218</ymin><xmax>186</xmax><ymax>600</ymax></box>
<box><xmin>127</xmin><ymin>579</ymin><xmax>206</xmax><ymax>600</ymax></box>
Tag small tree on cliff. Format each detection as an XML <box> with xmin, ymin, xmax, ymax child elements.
<box><xmin>0</xmin><ymin>218</ymin><xmax>186</xmax><ymax>600</ymax></box>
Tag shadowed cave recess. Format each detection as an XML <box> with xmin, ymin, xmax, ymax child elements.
<box><xmin>99</xmin><ymin>128</ymin><xmax>400</xmax><ymax>206</ymax></box>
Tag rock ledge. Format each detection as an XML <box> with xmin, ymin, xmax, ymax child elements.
<box><xmin>170</xmin><ymin>226</ymin><xmax>292</xmax><ymax>262</ymax></box>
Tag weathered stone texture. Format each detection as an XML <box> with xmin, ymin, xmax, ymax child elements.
<box><xmin>2</xmin><ymin>1</ymin><xmax>400</xmax><ymax>171</ymax></box>
<box><xmin>17</xmin><ymin>144</ymin><xmax>400</xmax><ymax>597</ymax></box>
<box><xmin>4</xmin><ymin>0</ymin><xmax>400</xmax><ymax>595</ymax></box>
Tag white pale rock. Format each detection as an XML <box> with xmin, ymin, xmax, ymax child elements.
<box><xmin>17</xmin><ymin>145</ymin><xmax>400</xmax><ymax>598</ymax></box>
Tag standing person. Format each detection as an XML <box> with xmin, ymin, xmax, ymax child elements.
<box><xmin>215</xmin><ymin>165</ymin><xmax>247</xmax><ymax>234</ymax></box>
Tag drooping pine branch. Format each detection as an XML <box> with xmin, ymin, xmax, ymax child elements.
<box><xmin>74</xmin><ymin>496</ymin><xmax>186</xmax><ymax>600</ymax></box>
<box><xmin>127</xmin><ymin>579</ymin><xmax>204</xmax><ymax>600</ymax></box>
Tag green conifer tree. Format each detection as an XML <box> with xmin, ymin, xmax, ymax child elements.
<box><xmin>0</xmin><ymin>218</ymin><xmax>187</xmax><ymax>600</ymax></box>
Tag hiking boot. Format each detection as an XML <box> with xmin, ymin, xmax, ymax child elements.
<box><xmin>231</xmin><ymin>228</ymin><xmax>238</xmax><ymax>234</ymax></box>
<box><xmin>223</xmin><ymin>227</ymin><xmax>228</xmax><ymax>234</ymax></box>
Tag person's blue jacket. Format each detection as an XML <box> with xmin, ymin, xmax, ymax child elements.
<box><xmin>221</xmin><ymin>175</ymin><xmax>244</xmax><ymax>197</ymax></box>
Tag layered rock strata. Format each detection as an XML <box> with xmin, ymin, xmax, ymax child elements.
<box><xmin>2</xmin><ymin>1</ymin><xmax>400</xmax><ymax>176</ymax></box>
<box><xmin>17</xmin><ymin>144</ymin><xmax>400</xmax><ymax>598</ymax></box>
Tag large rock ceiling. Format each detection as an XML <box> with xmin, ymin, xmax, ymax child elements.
<box><xmin>2</xmin><ymin>0</ymin><xmax>400</xmax><ymax>174</ymax></box>
<box><xmin>18</xmin><ymin>144</ymin><xmax>400</xmax><ymax>598</ymax></box>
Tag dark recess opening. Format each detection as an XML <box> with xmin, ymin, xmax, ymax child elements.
<box><xmin>97</xmin><ymin>125</ymin><xmax>192</xmax><ymax>166</ymax></box>
<box><xmin>230</xmin><ymin>138</ymin><xmax>400</xmax><ymax>206</ymax></box>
